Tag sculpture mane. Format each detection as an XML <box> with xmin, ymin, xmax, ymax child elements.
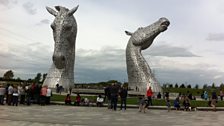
<box><xmin>43</xmin><ymin>5</ymin><xmax>79</xmax><ymax>91</ymax></box>
<box><xmin>125</xmin><ymin>17</ymin><xmax>170</xmax><ymax>93</ymax></box>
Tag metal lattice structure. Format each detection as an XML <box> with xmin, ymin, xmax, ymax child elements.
<box><xmin>43</xmin><ymin>5</ymin><xmax>79</xmax><ymax>91</ymax></box>
<box><xmin>125</xmin><ymin>17</ymin><xmax>170</xmax><ymax>93</ymax></box>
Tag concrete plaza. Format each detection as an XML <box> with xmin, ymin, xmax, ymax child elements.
<box><xmin>0</xmin><ymin>105</ymin><xmax>223</xmax><ymax>126</ymax></box>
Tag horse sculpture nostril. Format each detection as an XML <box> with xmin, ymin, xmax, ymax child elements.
<box><xmin>52</xmin><ymin>55</ymin><xmax>56</xmax><ymax>61</ymax></box>
<box><xmin>61</xmin><ymin>56</ymin><xmax>66</xmax><ymax>61</ymax></box>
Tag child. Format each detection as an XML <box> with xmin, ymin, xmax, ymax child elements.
<box><xmin>139</xmin><ymin>96</ymin><xmax>148</xmax><ymax>113</ymax></box>
<box><xmin>166</xmin><ymin>97</ymin><xmax>171</xmax><ymax>112</ymax></box>
<box><xmin>174</xmin><ymin>97</ymin><xmax>180</xmax><ymax>110</ymax></box>
<box><xmin>183</xmin><ymin>97</ymin><xmax>191</xmax><ymax>111</ymax></box>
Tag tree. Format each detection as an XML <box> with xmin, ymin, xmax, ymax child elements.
<box><xmin>212</xmin><ymin>83</ymin><xmax>215</xmax><ymax>88</ymax></box>
<box><xmin>42</xmin><ymin>73</ymin><xmax>47</xmax><ymax>82</ymax></box>
<box><xmin>203</xmin><ymin>84</ymin><xmax>208</xmax><ymax>89</ymax></box>
<box><xmin>107</xmin><ymin>80</ymin><xmax>118</xmax><ymax>83</ymax></box>
<box><xmin>16</xmin><ymin>77</ymin><xmax>21</xmax><ymax>81</ymax></box>
<box><xmin>180</xmin><ymin>84</ymin><xmax>185</xmax><ymax>88</ymax></box>
<box><xmin>187</xmin><ymin>84</ymin><xmax>191</xmax><ymax>88</ymax></box>
<box><xmin>162</xmin><ymin>84</ymin><xmax>167</xmax><ymax>88</ymax></box>
<box><xmin>27</xmin><ymin>78</ymin><xmax>33</xmax><ymax>82</ymax></box>
<box><xmin>175</xmin><ymin>83</ymin><xmax>178</xmax><ymax>88</ymax></box>
<box><xmin>3</xmin><ymin>70</ymin><xmax>14</xmax><ymax>80</ymax></box>
<box><xmin>34</xmin><ymin>73</ymin><xmax>42</xmax><ymax>83</ymax></box>
<box><xmin>169</xmin><ymin>84</ymin><xmax>173</xmax><ymax>88</ymax></box>
<box><xmin>194</xmin><ymin>84</ymin><xmax>199</xmax><ymax>89</ymax></box>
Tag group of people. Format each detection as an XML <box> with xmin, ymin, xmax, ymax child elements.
<box><xmin>65</xmin><ymin>93</ymin><xmax>104</xmax><ymax>107</ymax></box>
<box><xmin>104</xmin><ymin>83</ymin><xmax>128</xmax><ymax>111</ymax></box>
<box><xmin>0</xmin><ymin>83</ymin><xmax>52</xmax><ymax>106</ymax></box>
<box><xmin>168</xmin><ymin>90</ymin><xmax>219</xmax><ymax>112</ymax></box>
<box><xmin>64</xmin><ymin>83</ymin><xmax>128</xmax><ymax>111</ymax></box>
<box><xmin>138</xmin><ymin>87</ymin><xmax>220</xmax><ymax>113</ymax></box>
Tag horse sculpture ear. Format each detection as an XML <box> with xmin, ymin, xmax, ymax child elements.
<box><xmin>46</xmin><ymin>6</ymin><xmax>57</xmax><ymax>16</ymax></box>
<box><xmin>125</xmin><ymin>31</ymin><xmax>133</xmax><ymax>36</ymax></box>
<box><xmin>68</xmin><ymin>5</ymin><xmax>79</xmax><ymax>16</ymax></box>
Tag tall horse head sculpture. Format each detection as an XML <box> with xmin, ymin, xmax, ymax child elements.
<box><xmin>43</xmin><ymin>5</ymin><xmax>79</xmax><ymax>91</ymax></box>
<box><xmin>125</xmin><ymin>17</ymin><xmax>170</xmax><ymax>93</ymax></box>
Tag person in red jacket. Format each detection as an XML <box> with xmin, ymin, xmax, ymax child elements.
<box><xmin>146</xmin><ymin>86</ymin><xmax>153</xmax><ymax>106</ymax></box>
<box><xmin>75</xmin><ymin>93</ymin><xmax>81</xmax><ymax>106</ymax></box>
<box><xmin>65</xmin><ymin>94</ymin><xmax>72</xmax><ymax>105</ymax></box>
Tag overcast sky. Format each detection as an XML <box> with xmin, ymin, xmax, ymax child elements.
<box><xmin>0</xmin><ymin>0</ymin><xmax>223</xmax><ymax>86</ymax></box>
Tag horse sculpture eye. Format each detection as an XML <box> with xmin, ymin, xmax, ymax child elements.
<box><xmin>64</xmin><ymin>25</ymin><xmax>72</xmax><ymax>31</ymax></box>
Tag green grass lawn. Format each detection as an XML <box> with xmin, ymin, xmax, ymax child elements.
<box><xmin>51</xmin><ymin>94</ymin><xmax>224</xmax><ymax>107</ymax></box>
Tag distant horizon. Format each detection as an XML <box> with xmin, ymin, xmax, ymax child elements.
<box><xmin>0</xmin><ymin>70</ymin><xmax>222</xmax><ymax>88</ymax></box>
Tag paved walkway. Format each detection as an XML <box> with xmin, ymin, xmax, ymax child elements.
<box><xmin>0</xmin><ymin>105</ymin><xmax>223</xmax><ymax>126</ymax></box>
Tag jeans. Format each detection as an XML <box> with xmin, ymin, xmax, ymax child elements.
<box><xmin>107</xmin><ymin>99</ymin><xmax>111</xmax><ymax>109</ymax></box>
<box><xmin>147</xmin><ymin>96</ymin><xmax>152</xmax><ymax>106</ymax></box>
<box><xmin>8</xmin><ymin>94</ymin><xmax>12</xmax><ymax>105</ymax></box>
<box><xmin>26</xmin><ymin>96</ymin><xmax>31</xmax><ymax>105</ymax></box>
<box><xmin>20</xmin><ymin>95</ymin><xmax>25</xmax><ymax>104</ymax></box>
<box><xmin>46</xmin><ymin>97</ymin><xmax>50</xmax><ymax>105</ymax></box>
<box><xmin>0</xmin><ymin>95</ymin><xmax>4</xmax><ymax>104</ymax></box>
<box><xmin>40</xmin><ymin>96</ymin><xmax>46</xmax><ymax>105</ymax></box>
<box><xmin>120</xmin><ymin>98</ymin><xmax>127</xmax><ymax>110</ymax></box>
<box><xmin>12</xmin><ymin>96</ymin><xmax>18</xmax><ymax>106</ymax></box>
<box><xmin>111</xmin><ymin>95</ymin><xmax>118</xmax><ymax>110</ymax></box>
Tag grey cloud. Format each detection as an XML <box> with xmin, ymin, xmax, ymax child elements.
<box><xmin>0</xmin><ymin>0</ymin><xmax>9</xmax><ymax>5</ymax></box>
<box><xmin>155</xmin><ymin>68</ymin><xmax>224</xmax><ymax>86</ymax></box>
<box><xmin>22</xmin><ymin>2</ymin><xmax>37</xmax><ymax>15</ymax></box>
<box><xmin>0</xmin><ymin>0</ymin><xmax>17</xmax><ymax>8</ymax></box>
<box><xmin>0</xmin><ymin>42</ymin><xmax>52</xmax><ymax>79</ymax></box>
<box><xmin>76</xmin><ymin>47</ymin><xmax>126</xmax><ymax>70</ymax></box>
<box><xmin>0</xmin><ymin>45</ymin><xmax>223</xmax><ymax>86</ymax></box>
<box><xmin>40</xmin><ymin>19</ymin><xmax>49</xmax><ymax>24</ymax></box>
<box><xmin>36</xmin><ymin>19</ymin><xmax>50</xmax><ymax>25</ymax></box>
<box><xmin>143</xmin><ymin>44</ymin><xmax>199</xmax><ymax>57</ymax></box>
<box><xmin>207</xmin><ymin>33</ymin><xmax>224</xmax><ymax>41</ymax></box>
<box><xmin>0</xmin><ymin>0</ymin><xmax>17</xmax><ymax>5</ymax></box>
<box><xmin>75</xmin><ymin>67</ymin><xmax>126</xmax><ymax>83</ymax></box>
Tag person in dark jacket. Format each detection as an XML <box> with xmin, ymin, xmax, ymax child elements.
<box><xmin>110</xmin><ymin>83</ymin><xmax>119</xmax><ymax>111</ymax></box>
<box><xmin>119</xmin><ymin>86</ymin><xmax>128</xmax><ymax>110</ymax></box>
<box><xmin>26</xmin><ymin>86</ymin><xmax>32</xmax><ymax>106</ymax></box>
<box><xmin>104</xmin><ymin>85</ymin><xmax>111</xmax><ymax>109</ymax></box>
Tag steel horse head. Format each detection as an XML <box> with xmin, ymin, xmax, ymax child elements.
<box><xmin>43</xmin><ymin>5</ymin><xmax>78</xmax><ymax>90</ymax></box>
